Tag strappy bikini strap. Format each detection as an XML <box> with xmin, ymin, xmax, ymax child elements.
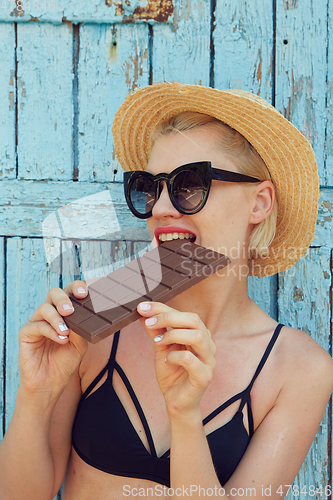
<box><xmin>245</xmin><ymin>323</ymin><xmax>284</xmax><ymax>394</ymax></box>
<box><xmin>238</xmin><ymin>392</ymin><xmax>255</xmax><ymax>437</ymax></box>
<box><xmin>115</xmin><ymin>361</ymin><xmax>158</xmax><ymax>458</ymax></box>
<box><xmin>238</xmin><ymin>323</ymin><xmax>284</xmax><ymax>435</ymax></box>
<box><xmin>107</xmin><ymin>329</ymin><xmax>121</xmax><ymax>381</ymax></box>
<box><xmin>80</xmin><ymin>330</ymin><xmax>121</xmax><ymax>402</ymax></box>
<box><xmin>202</xmin><ymin>391</ymin><xmax>245</xmax><ymax>426</ymax></box>
<box><xmin>200</xmin><ymin>324</ymin><xmax>283</xmax><ymax>438</ymax></box>
<box><xmin>247</xmin><ymin>397</ymin><xmax>254</xmax><ymax>437</ymax></box>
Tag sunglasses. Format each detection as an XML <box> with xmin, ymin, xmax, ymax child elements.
<box><xmin>124</xmin><ymin>161</ymin><xmax>260</xmax><ymax>219</ymax></box>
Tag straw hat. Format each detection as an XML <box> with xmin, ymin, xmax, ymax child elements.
<box><xmin>112</xmin><ymin>82</ymin><xmax>319</xmax><ymax>277</ymax></box>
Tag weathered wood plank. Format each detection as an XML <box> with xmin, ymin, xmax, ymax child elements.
<box><xmin>325</xmin><ymin>0</ymin><xmax>333</xmax><ymax>186</ymax></box>
<box><xmin>0</xmin><ymin>23</ymin><xmax>16</xmax><ymax>179</ymax></box>
<box><xmin>0</xmin><ymin>0</ymin><xmax>174</xmax><ymax>24</ymax></box>
<box><xmin>5</xmin><ymin>237</ymin><xmax>59</xmax><ymax>428</ymax></box>
<box><xmin>78</xmin><ymin>23</ymin><xmax>150</xmax><ymax>183</ymax></box>
<box><xmin>213</xmin><ymin>0</ymin><xmax>273</xmax><ymax>100</ymax></box>
<box><xmin>0</xmin><ymin>180</ymin><xmax>150</xmax><ymax>242</ymax></box>
<box><xmin>275</xmin><ymin>0</ymin><xmax>328</xmax><ymax>185</ymax></box>
<box><xmin>315</xmin><ymin>188</ymin><xmax>333</xmax><ymax>247</ymax></box>
<box><xmin>17</xmin><ymin>23</ymin><xmax>73</xmax><ymax>180</ymax></box>
<box><xmin>0</xmin><ymin>238</ymin><xmax>4</xmax><ymax>440</ymax></box>
<box><xmin>278</xmin><ymin>247</ymin><xmax>330</xmax><ymax>350</ymax></box>
<box><xmin>278</xmin><ymin>247</ymin><xmax>331</xmax><ymax>498</ymax></box>
<box><xmin>247</xmin><ymin>275</ymin><xmax>278</xmax><ymax>319</ymax></box>
<box><xmin>152</xmin><ymin>0</ymin><xmax>211</xmax><ymax>86</ymax></box>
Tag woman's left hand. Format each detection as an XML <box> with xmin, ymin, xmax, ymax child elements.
<box><xmin>137</xmin><ymin>301</ymin><xmax>217</xmax><ymax>419</ymax></box>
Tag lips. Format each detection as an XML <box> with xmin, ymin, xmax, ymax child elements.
<box><xmin>154</xmin><ymin>226</ymin><xmax>197</xmax><ymax>246</ymax></box>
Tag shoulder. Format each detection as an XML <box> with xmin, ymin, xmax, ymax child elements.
<box><xmin>277</xmin><ymin>325</ymin><xmax>333</xmax><ymax>404</ymax></box>
<box><xmin>251</xmin><ymin>325</ymin><xmax>333</xmax><ymax>444</ymax></box>
<box><xmin>278</xmin><ymin>325</ymin><xmax>333</xmax><ymax>371</ymax></box>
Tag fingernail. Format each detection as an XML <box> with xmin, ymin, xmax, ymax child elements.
<box><xmin>58</xmin><ymin>335</ymin><xmax>69</xmax><ymax>340</ymax></box>
<box><xmin>77</xmin><ymin>287</ymin><xmax>87</xmax><ymax>294</ymax></box>
<box><xmin>62</xmin><ymin>304</ymin><xmax>73</xmax><ymax>311</ymax></box>
<box><xmin>154</xmin><ymin>334</ymin><xmax>164</xmax><ymax>342</ymax></box>
<box><xmin>145</xmin><ymin>317</ymin><xmax>157</xmax><ymax>326</ymax></box>
<box><xmin>59</xmin><ymin>322</ymin><xmax>69</xmax><ymax>332</ymax></box>
<box><xmin>139</xmin><ymin>302</ymin><xmax>151</xmax><ymax>311</ymax></box>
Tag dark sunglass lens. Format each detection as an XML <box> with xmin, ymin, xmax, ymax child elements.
<box><xmin>129</xmin><ymin>176</ymin><xmax>155</xmax><ymax>215</ymax></box>
<box><xmin>173</xmin><ymin>170</ymin><xmax>204</xmax><ymax>211</ymax></box>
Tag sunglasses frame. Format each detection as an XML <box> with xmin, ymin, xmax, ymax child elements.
<box><xmin>124</xmin><ymin>161</ymin><xmax>260</xmax><ymax>219</ymax></box>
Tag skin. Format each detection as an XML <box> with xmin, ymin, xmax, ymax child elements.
<box><xmin>1</xmin><ymin>125</ymin><xmax>333</xmax><ymax>500</ymax></box>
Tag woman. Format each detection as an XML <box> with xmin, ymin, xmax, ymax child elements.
<box><xmin>1</xmin><ymin>83</ymin><xmax>333</xmax><ymax>500</ymax></box>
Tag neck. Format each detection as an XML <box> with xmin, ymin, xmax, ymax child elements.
<box><xmin>166</xmin><ymin>268</ymin><xmax>254</xmax><ymax>338</ymax></box>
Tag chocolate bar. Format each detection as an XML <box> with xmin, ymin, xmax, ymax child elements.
<box><xmin>64</xmin><ymin>240</ymin><xmax>230</xmax><ymax>343</ymax></box>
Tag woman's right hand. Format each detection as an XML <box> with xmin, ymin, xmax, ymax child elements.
<box><xmin>18</xmin><ymin>281</ymin><xmax>89</xmax><ymax>396</ymax></box>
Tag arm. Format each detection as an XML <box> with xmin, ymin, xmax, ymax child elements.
<box><xmin>225</xmin><ymin>352</ymin><xmax>333</xmax><ymax>498</ymax></box>
<box><xmin>0</xmin><ymin>281</ymin><xmax>88</xmax><ymax>500</ymax></box>
<box><xmin>138</xmin><ymin>302</ymin><xmax>333</xmax><ymax>500</ymax></box>
<box><xmin>169</xmin><ymin>348</ymin><xmax>333</xmax><ymax>499</ymax></box>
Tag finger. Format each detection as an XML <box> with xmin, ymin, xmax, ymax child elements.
<box><xmin>28</xmin><ymin>303</ymin><xmax>71</xmax><ymax>342</ymax></box>
<box><xmin>63</xmin><ymin>280</ymin><xmax>88</xmax><ymax>298</ymax></box>
<box><xmin>45</xmin><ymin>283</ymin><xmax>87</xmax><ymax>315</ymax></box>
<box><xmin>137</xmin><ymin>301</ymin><xmax>176</xmax><ymax>317</ymax></box>
<box><xmin>154</xmin><ymin>328</ymin><xmax>216</xmax><ymax>362</ymax></box>
<box><xmin>68</xmin><ymin>329</ymin><xmax>88</xmax><ymax>357</ymax></box>
<box><xmin>20</xmin><ymin>317</ymin><xmax>70</xmax><ymax>345</ymax></box>
<box><xmin>141</xmin><ymin>308</ymin><xmax>206</xmax><ymax>334</ymax></box>
<box><xmin>166</xmin><ymin>349</ymin><xmax>214</xmax><ymax>388</ymax></box>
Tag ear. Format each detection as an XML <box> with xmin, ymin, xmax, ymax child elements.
<box><xmin>249</xmin><ymin>180</ymin><xmax>275</xmax><ymax>224</ymax></box>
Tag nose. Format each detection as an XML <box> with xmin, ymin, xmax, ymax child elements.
<box><xmin>151</xmin><ymin>181</ymin><xmax>182</xmax><ymax>219</ymax></box>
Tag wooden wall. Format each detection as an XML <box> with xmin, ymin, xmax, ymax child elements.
<box><xmin>0</xmin><ymin>1</ymin><xmax>332</xmax><ymax>498</ymax></box>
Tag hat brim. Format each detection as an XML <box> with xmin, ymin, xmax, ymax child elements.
<box><xmin>112</xmin><ymin>82</ymin><xmax>319</xmax><ymax>277</ymax></box>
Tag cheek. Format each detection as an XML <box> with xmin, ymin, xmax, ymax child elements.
<box><xmin>201</xmin><ymin>187</ymin><xmax>250</xmax><ymax>239</ymax></box>
<box><xmin>206</xmin><ymin>185</ymin><xmax>241</xmax><ymax>218</ymax></box>
<box><xmin>146</xmin><ymin>219</ymin><xmax>155</xmax><ymax>238</ymax></box>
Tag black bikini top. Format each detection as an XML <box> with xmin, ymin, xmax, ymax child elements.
<box><xmin>72</xmin><ymin>324</ymin><xmax>283</xmax><ymax>487</ymax></box>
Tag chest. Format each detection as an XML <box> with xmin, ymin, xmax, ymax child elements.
<box><xmin>73</xmin><ymin>341</ymin><xmax>252</xmax><ymax>488</ymax></box>
<box><xmin>110</xmin><ymin>330</ymin><xmax>274</xmax><ymax>456</ymax></box>
<box><xmin>80</xmin><ymin>324</ymin><xmax>280</xmax><ymax>458</ymax></box>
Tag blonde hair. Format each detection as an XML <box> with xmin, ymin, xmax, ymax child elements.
<box><xmin>155</xmin><ymin>112</ymin><xmax>278</xmax><ymax>258</ymax></box>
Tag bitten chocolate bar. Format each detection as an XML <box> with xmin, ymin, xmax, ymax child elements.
<box><xmin>64</xmin><ymin>240</ymin><xmax>230</xmax><ymax>344</ymax></box>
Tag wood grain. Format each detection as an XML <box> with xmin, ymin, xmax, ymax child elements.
<box><xmin>17</xmin><ymin>23</ymin><xmax>73</xmax><ymax>180</ymax></box>
<box><xmin>0</xmin><ymin>238</ymin><xmax>4</xmax><ymax>441</ymax></box>
<box><xmin>213</xmin><ymin>0</ymin><xmax>273</xmax><ymax>99</ymax></box>
<box><xmin>326</xmin><ymin>0</ymin><xmax>333</xmax><ymax>186</ymax></box>
<box><xmin>0</xmin><ymin>23</ymin><xmax>16</xmax><ymax>179</ymax></box>
<box><xmin>275</xmin><ymin>0</ymin><xmax>328</xmax><ymax>185</ymax></box>
<box><xmin>78</xmin><ymin>23</ymin><xmax>150</xmax><ymax>183</ymax></box>
<box><xmin>278</xmin><ymin>247</ymin><xmax>332</xmax><ymax>499</ymax></box>
<box><xmin>152</xmin><ymin>0</ymin><xmax>211</xmax><ymax>86</ymax></box>
<box><xmin>5</xmin><ymin>238</ymin><xmax>59</xmax><ymax>428</ymax></box>
<box><xmin>0</xmin><ymin>0</ymin><xmax>175</xmax><ymax>24</ymax></box>
<box><xmin>0</xmin><ymin>179</ymin><xmax>150</xmax><ymax>241</ymax></box>
<box><xmin>248</xmin><ymin>275</ymin><xmax>278</xmax><ymax>319</ymax></box>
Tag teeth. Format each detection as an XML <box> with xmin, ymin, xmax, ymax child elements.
<box><xmin>158</xmin><ymin>232</ymin><xmax>195</xmax><ymax>242</ymax></box>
